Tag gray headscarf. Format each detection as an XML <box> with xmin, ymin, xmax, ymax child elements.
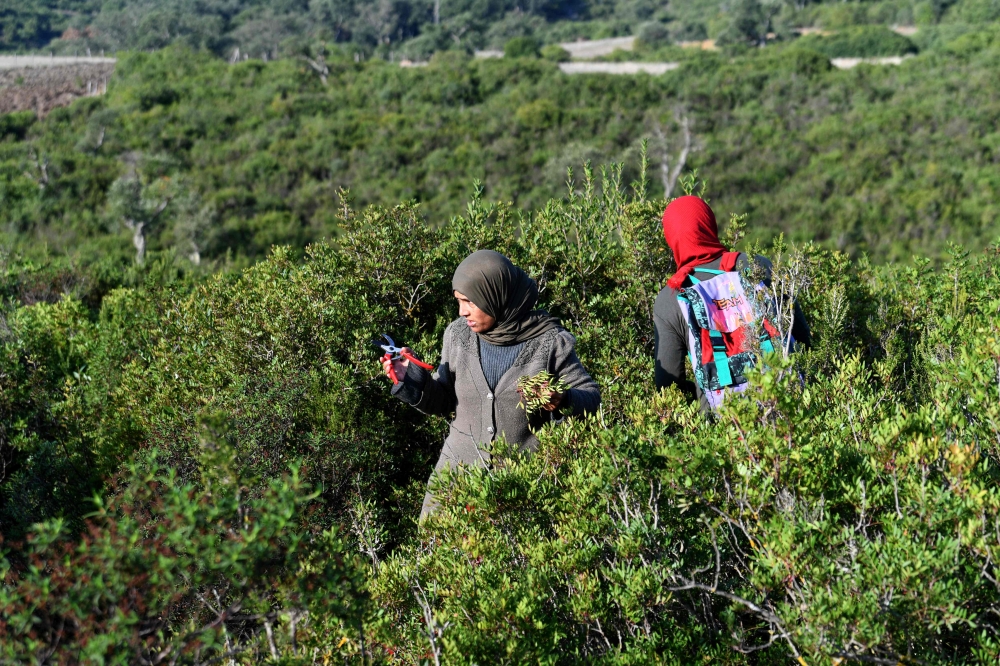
<box><xmin>452</xmin><ymin>250</ymin><xmax>561</xmax><ymax>346</ymax></box>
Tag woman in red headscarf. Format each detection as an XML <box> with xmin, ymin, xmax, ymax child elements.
<box><xmin>653</xmin><ymin>196</ymin><xmax>811</xmax><ymax>410</ymax></box>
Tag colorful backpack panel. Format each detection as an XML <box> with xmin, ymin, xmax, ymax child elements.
<box><xmin>676</xmin><ymin>266</ymin><xmax>788</xmax><ymax>409</ymax></box>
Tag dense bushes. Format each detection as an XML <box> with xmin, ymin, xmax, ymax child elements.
<box><xmin>1</xmin><ymin>202</ymin><xmax>457</xmax><ymax>545</ymax></box>
<box><xmin>504</xmin><ymin>36</ymin><xmax>542</xmax><ymax>58</ymax></box>
<box><xmin>0</xmin><ymin>452</ymin><xmax>366</xmax><ymax>663</ymax></box>
<box><xmin>360</xmin><ymin>180</ymin><xmax>1000</xmax><ymax>663</ymax></box>
<box><xmin>2</xmin><ymin>161</ymin><xmax>1000</xmax><ymax>661</ymax></box>
<box><xmin>797</xmin><ymin>25</ymin><xmax>919</xmax><ymax>57</ymax></box>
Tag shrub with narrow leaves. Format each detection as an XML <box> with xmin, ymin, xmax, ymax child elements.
<box><xmin>516</xmin><ymin>370</ymin><xmax>570</xmax><ymax>416</ymax></box>
<box><xmin>0</xmin><ymin>445</ymin><xmax>366</xmax><ymax>664</ymax></box>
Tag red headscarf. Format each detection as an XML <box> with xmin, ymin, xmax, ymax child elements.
<box><xmin>662</xmin><ymin>196</ymin><xmax>739</xmax><ymax>290</ymax></box>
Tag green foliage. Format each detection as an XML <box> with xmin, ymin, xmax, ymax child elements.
<box><xmin>3</xmin><ymin>160</ymin><xmax>1000</xmax><ymax>661</ymax></box>
<box><xmin>0</xmin><ymin>0</ymin><xmax>692</xmax><ymax>56</ymax></box>
<box><xmin>504</xmin><ymin>35</ymin><xmax>542</xmax><ymax>58</ymax></box>
<box><xmin>516</xmin><ymin>370</ymin><xmax>570</xmax><ymax>415</ymax></box>
<box><xmin>0</xmin><ymin>2</ymin><xmax>62</xmax><ymax>52</ymax></box>
<box><xmin>0</xmin><ymin>281</ymin><xmax>158</xmax><ymax>542</ymax></box>
<box><xmin>3</xmin><ymin>0</ymin><xmax>991</xmax><ymax>59</ymax></box>
<box><xmin>636</xmin><ymin>19</ymin><xmax>671</xmax><ymax>48</ymax></box>
<box><xmin>946</xmin><ymin>0</ymin><xmax>1000</xmax><ymax>23</ymax></box>
<box><xmin>0</xmin><ymin>449</ymin><xmax>367</xmax><ymax>663</ymax></box>
<box><xmin>0</xmin><ymin>111</ymin><xmax>36</xmax><ymax>142</ymax></box>
<box><xmin>370</xmin><ymin>424</ymin><xmax>731</xmax><ymax>662</ymax></box>
<box><xmin>1</xmin><ymin>200</ymin><xmax>458</xmax><ymax>544</ymax></box>
<box><xmin>5</xmin><ymin>38</ymin><xmax>1000</xmax><ymax>282</ymax></box>
<box><xmin>540</xmin><ymin>43</ymin><xmax>571</xmax><ymax>61</ymax></box>
<box><xmin>797</xmin><ymin>25</ymin><xmax>920</xmax><ymax>57</ymax></box>
<box><xmin>716</xmin><ymin>0</ymin><xmax>783</xmax><ymax>47</ymax></box>
<box><xmin>781</xmin><ymin>45</ymin><xmax>835</xmax><ymax>76</ymax></box>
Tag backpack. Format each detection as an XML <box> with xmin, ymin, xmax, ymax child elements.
<box><xmin>675</xmin><ymin>264</ymin><xmax>791</xmax><ymax>409</ymax></box>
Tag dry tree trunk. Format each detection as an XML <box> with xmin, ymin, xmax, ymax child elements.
<box><xmin>654</xmin><ymin>113</ymin><xmax>693</xmax><ymax>199</ymax></box>
<box><xmin>27</xmin><ymin>150</ymin><xmax>49</xmax><ymax>190</ymax></box>
<box><xmin>301</xmin><ymin>55</ymin><xmax>330</xmax><ymax>85</ymax></box>
<box><xmin>123</xmin><ymin>219</ymin><xmax>146</xmax><ymax>265</ymax></box>
<box><xmin>124</xmin><ymin>199</ymin><xmax>170</xmax><ymax>265</ymax></box>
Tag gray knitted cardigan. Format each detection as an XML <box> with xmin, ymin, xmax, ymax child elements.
<box><xmin>392</xmin><ymin>317</ymin><xmax>601</xmax><ymax>510</ymax></box>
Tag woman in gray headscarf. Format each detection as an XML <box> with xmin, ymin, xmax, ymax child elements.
<box><xmin>384</xmin><ymin>250</ymin><xmax>601</xmax><ymax>517</ymax></box>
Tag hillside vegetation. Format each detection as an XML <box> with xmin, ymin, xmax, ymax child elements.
<box><xmin>2</xmin><ymin>30</ymin><xmax>999</xmax><ymax>300</ymax></box>
<box><xmin>3</xmin><ymin>0</ymin><xmax>678</xmax><ymax>56</ymax></box>
<box><xmin>2</xmin><ymin>168</ymin><xmax>1000</xmax><ymax>662</ymax></box>
<box><xmin>2</xmin><ymin>5</ymin><xmax>1000</xmax><ymax>664</ymax></box>
<box><xmin>3</xmin><ymin>0</ymin><xmax>1000</xmax><ymax>58</ymax></box>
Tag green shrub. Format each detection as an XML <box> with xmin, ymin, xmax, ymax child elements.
<box><xmin>0</xmin><ymin>296</ymin><xmax>102</xmax><ymax>542</ymax></box>
<box><xmin>784</xmin><ymin>46</ymin><xmax>835</xmax><ymax>76</ymax></box>
<box><xmin>515</xmin><ymin>98</ymin><xmax>561</xmax><ymax>131</ymax></box>
<box><xmin>0</xmin><ymin>111</ymin><xmax>35</xmax><ymax>142</ymax></box>
<box><xmin>797</xmin><ymin>25</ymin><xmax>919</xmax><ymax>57</ymax></box>
<box><xmin>96</xmin><ymin>207</ymin><xmax>455</xmax><ymax>543</ymax></box>
<box><xmin>6</xmin><ymin>42</ymin><xmax>1000</xmax><ymax>270</ymax></box>
<box><xmin>945</xmin><ymin>0</ymin><xmax>1000</xmax><ymax>23</ymax></box>
<box><xmin>540</xmin><ymin>43</ymin><xmax>572</xmax><ymax>61</ymax></box>
<box><xmin>0</xmin><ymin>449</ymin><xmax>366</xmax><ymax>663</ymax></box>
<box><xmin>637</xmin><ymin>20</ymin><xmax>672</xmax><ymax>48</ymax></box>
<box><xmin>505</xmin><ymin>35</ymin><xmax>542</xmax><ymax>58</ymax></box>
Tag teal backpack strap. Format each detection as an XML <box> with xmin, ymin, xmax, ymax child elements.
<box><xmin>685</xmin><ymin>267</ymin><xmax>726</xmax><ymax>287</ymax></box>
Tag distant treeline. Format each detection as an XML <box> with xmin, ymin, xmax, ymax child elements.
<box><xmin>2</xmin><ymin>0</ymin><xmax>664</xmax><ymax>57</ymax></box>
<box><xmin>3</xmin><ymin>0</ymin><xmax>1000</xmax><ymax>59</ymax></box>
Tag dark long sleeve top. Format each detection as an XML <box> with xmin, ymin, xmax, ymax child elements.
<box><xmin>653</xmin><ymin>253</ymin><xmax>811</xmax><ymax>410</ymax></box>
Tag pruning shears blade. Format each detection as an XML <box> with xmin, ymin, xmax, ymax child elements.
<box><xmin>379</xmin><ymin>333</ymin><xmax>399</xmax><ymax>355</ymax></box>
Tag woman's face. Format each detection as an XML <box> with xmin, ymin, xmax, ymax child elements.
<box><xmin>454</xmin><ymin>291</ymin><xmax>496</xmax><ymax>333</ymax></box>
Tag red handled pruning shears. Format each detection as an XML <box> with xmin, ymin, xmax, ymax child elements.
<box><xmin>379</xmin><ymin>334</ymin><xmax>435</xmax><ymax>384</ymax></box>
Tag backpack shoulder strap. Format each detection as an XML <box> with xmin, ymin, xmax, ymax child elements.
<box><xmin>688</xmin><ymin>267</ymin><xmax>724</xmax><ymax>286</ymax></box>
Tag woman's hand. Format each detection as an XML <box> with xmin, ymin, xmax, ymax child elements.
<box><xmin>541</xmin><ymin>390</ymin><xmax>563</xmax><ymax>412</ymax></box>
<box><xmin>382</xmin><ymin>348</ymin><xmax>411</xmax><ymax>383</ymax></box>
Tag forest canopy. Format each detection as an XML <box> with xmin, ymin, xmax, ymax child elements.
<box><xmin>1</xmin><ymin>0</ymin><xmax>996</xmax><ymax>57</ymax></box>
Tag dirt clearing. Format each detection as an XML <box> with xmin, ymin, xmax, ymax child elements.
<box><xmin>0</xmin><ymin>57</ymin><xmax>116</xmax><ymax>118</ymax></box>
